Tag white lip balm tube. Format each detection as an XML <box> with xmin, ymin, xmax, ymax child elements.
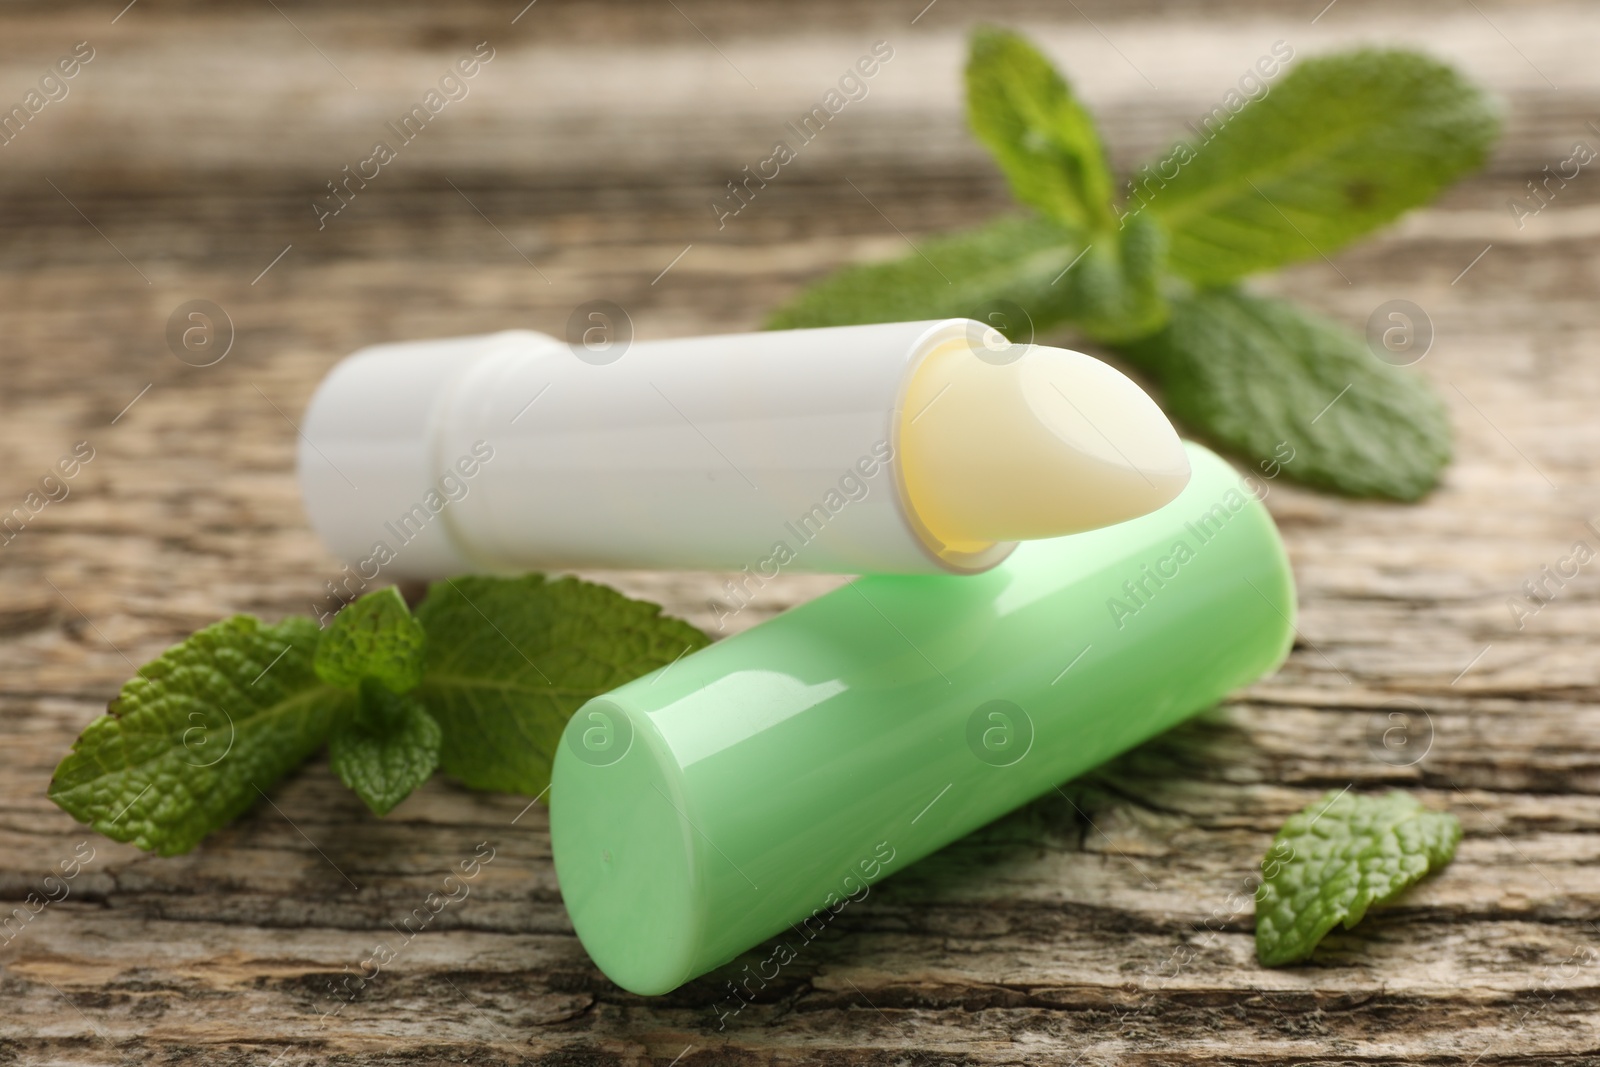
<box><xmin>297</xmin><ymin>319</ymin><xmax>1191</xmax><ymax>578</ymax></box>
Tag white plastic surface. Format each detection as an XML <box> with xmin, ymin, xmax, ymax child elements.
<box><xmin>297</xmin><ymin>320</ymin><xmax>1014</xmax><ymax>579</ymax></box>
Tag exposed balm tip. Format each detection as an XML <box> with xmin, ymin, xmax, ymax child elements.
<box><xmin>899</xmin><ymin>333</ymin><xmax>1190</xmax><ymax>554</ymax></box>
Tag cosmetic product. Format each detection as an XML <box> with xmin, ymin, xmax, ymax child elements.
<box><xmin>298</xmin><ymin>320</ymin><xmax>1189</xmax><ymax>577</ymax></box>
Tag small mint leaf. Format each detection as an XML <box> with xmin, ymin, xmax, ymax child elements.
<box><xmin>314</xmin><ymin>585</ymin><xmax>426</xmax><ymax>693</ymax></box>
<box><xmin>1118</xmin><ymin>288</ymin><xmax>1450</xmax><ymax>500</ymax></box>
<box><xmin>48</xmin><ymin>615</ymin><xmax>349</xmax><ymax>856</ymax></box>
<box><xmin>966</xmin><ymin>26</ymin><xmax>1116</xmax><ymax>232</ymax></box>
<box><xmin>1142</xmin><ymin>48</ymin><xmax>1500</xmax><ymax>284</ymax></box>
<box><xmin>328</xmin><ymin>680</ymin><xmax>441</xmax><ymax>816</ymax></box>
<box><xmin>1256</xmin><ymin>790</ymin><xmax>1461</xmax><ymax>966</ymax></box>
<box><xmin>415</xmin><ymin>574</ymin><xmax>709</xmax><ymax>797</ymax></box>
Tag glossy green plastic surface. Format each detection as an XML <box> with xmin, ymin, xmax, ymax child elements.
<box><xmin>549</xmin><ymin>443</ymin><xmax>1295</xmax><ymax>995</ymax></box>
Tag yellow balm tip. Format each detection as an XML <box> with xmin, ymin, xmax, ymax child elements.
<box><xmin>899</xmin><ymin>333</ymin><xmax>1190</xmax><ymax>557</ymax></box>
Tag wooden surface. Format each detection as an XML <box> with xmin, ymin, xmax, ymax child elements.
<box><xmin>2</xmin><ymin>1</ymin><xmax>1599</xmax><ymax>1063</ymax></box>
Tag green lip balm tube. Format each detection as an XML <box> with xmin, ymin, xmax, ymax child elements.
<box><xmin>549</xmin><ymin>443</ymin><xmax>1295</xmax><ymax>995</ymax></box>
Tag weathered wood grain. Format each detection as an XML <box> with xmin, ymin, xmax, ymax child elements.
<box><xmin>2</xmin><ymin>0</ymin><xmax>1599</xmax><ymax>1063</ymax></box>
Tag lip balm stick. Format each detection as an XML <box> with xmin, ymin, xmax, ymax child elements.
<box><xmin>549</xmin><ymin>443</ymin><xmax>1296</xmax><ymax>995</ymax></box>
<box><xmin>297</xmin><ymin>319</ymin><xmax>1190</xmax><ymax>577</ymax></box>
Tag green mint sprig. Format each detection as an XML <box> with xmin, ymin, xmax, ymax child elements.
<box><xmin>1255</xmin><ymin>790</ymin><xmax>1461</xmax><ymax>966</ymax></box>
<box><xmin>48</xmin><ymin>577</ymin><xmax>709</xmax><ymax>854</ymax></box>
<box><xmin>767</xmin><ymin>27</ymin><xmax>1500</xmax><ymax>500</ymax></box>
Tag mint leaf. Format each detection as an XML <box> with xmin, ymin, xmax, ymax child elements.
<box><xmin>966</xmin><ymin>27</ymin><xmax>1116</xmax><ymax>233</ymax></box>
<box><xmin>414</xmin><ymin>575</ymin><xmax>709</xmax><ymax>797</ymax></box>
<box><xmin>1255</xmin><ymin>790</ymin><xmax>1461</xmax><ymax>966</ymax></box>
<box><xmin>328</xmin><ymin>680</ymin><xmax>441</xmax><ymax>816</ymax></box>
<box><xmin>1119</xmin><ymin>288</ymin><xmax>1450</xmax><ymax>499</ymax></box>
<box><xmin>48</xmin><ymin>615</ymin><xmax>348</xmax><ymax>855</ymax></box>
<box><xmin>314</xmin><ymin>585</ymin><xmax>425</xmax><ymax>693</ymax></box>
<box><xmin>1142</xmin><ymin>49</ymin><xmax>1499</xmax><ymax>285</ymax></box>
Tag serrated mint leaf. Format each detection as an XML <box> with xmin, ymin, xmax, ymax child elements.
<box><xmin>1142</xmin><ymin>49</ymin><xmax>1499</xmax><ymax>285</ymax></box>
<box><xmin>328</xmin><ymin>680</ymin><xmax>441</xmax><ymax>816</ymax></box>
<box><xmin>966</xmin><ymin>27</ymin><xmax>1116</xmax><ymax>233</ymax></box>
<box><xmin>48</xmin><ymin>615</ymin><xmax>349</xmax><ymax>856</ymax></box>
<box><xmin>1255</xmin><ymin>790</ymin><xmax>1461</xmax><ymax>966</ymax></box>
<box><xmin>765</xmin><ymin>214</ymin><xmax>1084</xmax><ymax>335</ymax></box>
<box><xmin>1119</xmin><ymin>288</ymin><xmax>1450</xmax><ymax>499</ymax></box>
<box><xmin>414</xmin><ymin>574</ymin><xmax>709</xmax><ymax>797</ymax></box>
<box><xmin>314</xmin><ymin>585</ymin><xmax>426</xmax><ymax>693</ymax></box>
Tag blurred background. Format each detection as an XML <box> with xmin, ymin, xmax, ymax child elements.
<box><xmin>2</xmin><ymin>1</ymin><xmax>1597</xmax><ymax>1062</ymax></box>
